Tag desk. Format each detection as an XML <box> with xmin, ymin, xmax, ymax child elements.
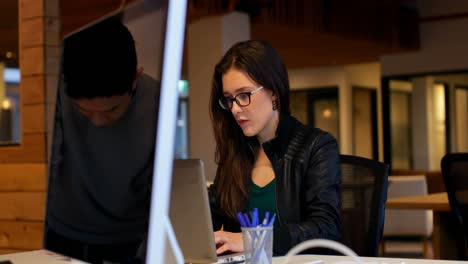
<box><xmin>1</xmin><ymin>251</ymin><xmax>466</xmax><ymax>264</ymax></box>
<box><xmin>386</xmin><ymin>192</ymin><xmax>461</xmax><ymax>260</ymax></box>
<box><xmin>386</xmin><ymin>192</ymin><xmax>449</xmax><ymax>211</ymax></box>
<box><xmin>273</xmin><ymin>254</ymin><xmax>467</xmax><ymax>263</ymax></box>
<box><xmin>0</xmin><ymin>250</ymin><xmax>85</xmax><ymax>264</ymax></box>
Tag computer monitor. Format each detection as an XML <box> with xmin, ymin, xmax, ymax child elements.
<box><xmin>146</xmin><ymin>0</ymin><xmax>187</xmax><ymax>263</ymax></box>
<box><xmin>45</xmin><ymin>0</ymin><xmax>186</xmax><ymax>263</ymax></box>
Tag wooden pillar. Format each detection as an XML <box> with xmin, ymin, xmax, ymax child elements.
<box><xmin>0</xmin><ymin>0</ymin><xmax>60</xmax><ymax>254</ymax></box>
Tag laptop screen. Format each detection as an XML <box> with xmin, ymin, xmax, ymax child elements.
<box><xmin>45</xmin><ymin>0</ymin><xmax>186</xmax><ymax>263</ymax></box>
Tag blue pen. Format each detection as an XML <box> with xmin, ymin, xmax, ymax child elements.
<box><xmin>243</xmin><ymin>212</ymin><xmax>252</xmax><ymax>227</ymax></box>
<box><xmin>253</xmin><ymin>208</ymin><xmax>259</xmax><ymax>227</ymax></box>
<box><xmin>268</xmin><ymin>213</ymin><xmax>276</xmax><ymax>226</ymax></box>
<box><xmin>241</xmin><ymin>212</ymin><xmax>249</xmax><ymax>227</ymax></box>
<box><xmin>236</xmin><ymin>212</ymin><xmax>246</xmax><ymax>227</ymax></box>
<box><xmin>262</xmin><ymin>211</ymin><xmax>270</xmax><ymax>227</ymax></box>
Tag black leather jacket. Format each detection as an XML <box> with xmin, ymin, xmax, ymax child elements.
<box><xmin>209</xmin><ymin>113</ymin><xmax>342</xmax><ymax>255</ymax></box>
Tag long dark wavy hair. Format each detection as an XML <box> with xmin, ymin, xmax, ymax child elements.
<box><xmin>209</xmin><ymin>40</ymin><xmax>291</xmax><ymax>219</ymax></box>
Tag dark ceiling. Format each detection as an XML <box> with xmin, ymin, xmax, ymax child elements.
<box><xmin>0</xmin><ymin>0</ymin><xmax>419</xmax><ymax>69</ymax></box>
<box><xmin>0</xmin><ymin>0</ymin><xmax>19</xmax><ymax>67</ymax></box>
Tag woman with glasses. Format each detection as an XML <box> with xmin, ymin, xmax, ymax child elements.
<box><xmin>208</xmin><ymin>40</ymin><xmax>342</xmax><ymax>256</ymax></box>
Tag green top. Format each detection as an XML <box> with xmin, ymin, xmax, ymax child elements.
<box><xmin>248</xmin><ymin>179</ymin><xmax>277</xmax><ymax>226</ymax></box>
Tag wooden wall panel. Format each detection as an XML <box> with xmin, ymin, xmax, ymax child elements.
<box><xmin>20</xmin><ymin>46</ymin><xmax>45</xmax><ymax>76</ymax></box>
<box><xmin>0</xmin><ymin>0</ymin><xmax>60</xmax><ymax>255</ymax></box>
<box><xmin>22</xmin><ymin>104</ymin><xmax>46</xmax><ymax>134</ymax></box>
<box><xmin>21</xmin><ymin>75</ymin><xmax>45</xmax><ymax>105</ymax></box>
<box><xmin>0</xmin><ymin>134</ymin><xmax>46</xmax><ymax>163</ymax></box>
<box><xmin>0</xmin><ymin>164</ymin><xmax>46</xmax><ymax>191</ymax></box>
<box><xmin>20</xmin><ymin>18</ymin><xmax>44</xmax><ymax>47</ymax></box>
<box><xmin>0</xmin><ymin>192</ymin><xmax>46</xmax><ymax>221</ymax></box>
<box><xmin>0</xmin><ymin>221</ymin><xmax>43</xmax><ymax>249</ymax></box>
<box><xmin>19</xmin><ymin>0</ymin><xmax>44</xmax><ymax>19</ymax></box>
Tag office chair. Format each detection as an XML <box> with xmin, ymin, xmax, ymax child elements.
<box><xmin>339</xmin><ymin>154</ymin><xmax>389</xmax><ymax>257</ymax></box>
<box><xmin>441</xmin><ymin>152</ymin><xmax>468</xmax><ymax>260</ymax></box>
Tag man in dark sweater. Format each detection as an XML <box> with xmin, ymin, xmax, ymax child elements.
<box><xmin>45</xmin><ymin>17</ymin><xmax>159</xmax><ymax>263</ymax></box>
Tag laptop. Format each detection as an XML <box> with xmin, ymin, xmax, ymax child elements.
<box><xmin>170</xmin><ymin>159</ymin><xmax>246</xmax><ymax>264</ymax></box>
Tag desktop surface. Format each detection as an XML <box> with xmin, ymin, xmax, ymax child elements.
<box><xmin>273</xmin><ymin>254</ymin><xmax>467</xmax><ymax>264</ymax></box>
<box><xmin>0</xmin><ymin>250</ymin><xmax>86</xmax><ymax>264</ymax></box>
<box><xmin>1</xmin><ymin>250</ymin><xmax>467</xmax><ymax>264</ymax></box>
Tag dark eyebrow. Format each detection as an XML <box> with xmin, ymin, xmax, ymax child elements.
<box><xmin>223</xmin><ymin>86</ymin><xmax>251</xmax><ymax>96</ymax></box>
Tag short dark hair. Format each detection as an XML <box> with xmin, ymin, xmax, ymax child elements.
<box><xmin>62</xmin><ymin>17</ymin><xmax>137</xmax><ymax>99</ymax></box>
<box><xmin>209</xmin><ymin>40</ymin><xmax>291</xmax><ymax>218</ymax></box>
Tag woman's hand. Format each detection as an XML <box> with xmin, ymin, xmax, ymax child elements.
<box><xmin>214</xmin><ymin>231</ymin><xmax>244</xmax><ymax>254</ymax></box>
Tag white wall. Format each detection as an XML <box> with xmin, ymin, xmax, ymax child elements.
<box><xmin>289</xmin><ymin>66</ymin><xmax>345</xmax><ymax>89</ymax></box>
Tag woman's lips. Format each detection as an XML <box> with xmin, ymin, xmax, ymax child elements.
<box><xmin>238</xmin><ymin>120</ymin><xmax>248</xmax><ymax>126</ymax></box>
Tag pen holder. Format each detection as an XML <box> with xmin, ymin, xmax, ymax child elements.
<box><xmin>241</xmin><ymin>226</ymin><xmax>273</xmax><ymax>264</ymax></box>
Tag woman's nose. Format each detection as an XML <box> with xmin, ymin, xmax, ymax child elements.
<box><xmin>231</xmin><ymin>101</ymin><xmax>243</xmax><ymax>114</ymax></box>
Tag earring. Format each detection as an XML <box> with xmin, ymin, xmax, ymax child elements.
<box><xmin>272</xmin><ymin>101</ymin><xmax>277</xmax><ymax>111</ymax></box>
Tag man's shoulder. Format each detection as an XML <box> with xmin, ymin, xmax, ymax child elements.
<box><xmin>137</xmin><ymin>73</ymin><xmax>161</xmax><ymax>100</ymax></box>
<box><xmin>140</xmin><ymin>73</ymin><xmax>160</xmax><ymax>87</ymax></box>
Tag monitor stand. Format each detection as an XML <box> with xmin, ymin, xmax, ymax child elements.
<box><xmin>163</xmin><ymin>216</ymin><xmax>184</xmax><ymax>263</ymax></box>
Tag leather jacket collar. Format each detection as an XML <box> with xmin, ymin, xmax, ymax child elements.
<box><xmin>262</xmin><ymin>112</ymin><xmax>296</xmax><ymax>163</ymax></box>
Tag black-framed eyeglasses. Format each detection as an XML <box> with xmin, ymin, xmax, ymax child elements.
<box><xmin>218</xmin><ymin>86</ymin><xmax>264</xmax><ymax>110</ymax></box>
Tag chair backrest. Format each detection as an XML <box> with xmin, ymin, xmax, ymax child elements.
<box><xmin>339</xmin><ymin>154</ymin><xmax>389</xmax><ymax>257</ymax></box>
<box><xmin>441</xmin><ymin>153</ymin><xmax>468</xmax><ymax>259</ymax></box>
